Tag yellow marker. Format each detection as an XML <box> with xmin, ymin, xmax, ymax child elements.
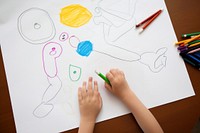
<box><xmin>188</xmin><ymin>42</ymin><xmax>200</xmax><ymax>48</ymax></box>
<box><xmin>60</xmin><ymin>4</ymin><xmax>92</xmax><ymax>28</ymax></box>
<box><xmin>175</xmin><ymin>40</ymin><xmax>185</xmax><ymax>45</ymax></box>
<box><xmin>175</xmin><ymin>38</ymin><xmax>190</xmax><ymax>45</ymax></box>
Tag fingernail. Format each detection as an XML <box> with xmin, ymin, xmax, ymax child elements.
<box><xmin>89</xmin><ymin>77</ymin><xmax>92</xmax><ymax>81</ymax></box>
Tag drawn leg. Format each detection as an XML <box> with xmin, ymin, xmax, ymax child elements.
<box><xmin>33</xmin><ymin>76</ymin><xmax>62</xmax><ymax>118</ymax></box>
<box><xmin>139</xmin><ymin>47</ymin><xmax>168</xmax><ymax>73</ymax></box>
<box><xmin>33</xmin><ymin>42</ymin><xmax>63</xmax><ymax>118</ymax></box>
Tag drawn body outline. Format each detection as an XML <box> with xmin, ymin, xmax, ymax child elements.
<box><xmin>16</xmin><ymin>1</ymin><xmax>169</xmax><ymax>118</ymax></box>
<box><xmin>33</xmin><ymin>42</ymin><xmax>63</xmax><ymax>118</ymax></box>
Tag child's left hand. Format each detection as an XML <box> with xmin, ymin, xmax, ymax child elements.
<box><xmin>78</xmin><ymin>77</ymin><xmax>102</xmax><ymax>123</ymax></box>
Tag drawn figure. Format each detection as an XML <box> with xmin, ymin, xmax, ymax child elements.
<box><xmin>18</xmin><ymin>8</ymin><xmax>56</xmax><ymax>44</ymax></box>
<box><xmin>33</xmin><ymin>42</ymin><xmax>63</xmax><ymax>118</ymax></box>
<box><xmin>93</xmin><ymin>0</ymin><xmax>137</xmax><ymax>43</ymax></box>
<box><xmin>69</xmin><ymin>35</ymin><xmax>167</xmax><ymax>73</ymax></box>
<box><xmin>69</xmin><ymin>64</ymin><xmax>82</xmax><ymax>81</ymax></box>
<box><xmin>60</xmin><ymin>4</ymin><xmax>92</xmax><ymax>28</ymax></box>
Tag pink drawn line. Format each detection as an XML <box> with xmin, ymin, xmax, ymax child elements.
<box><xmin>42</xmin><ymin>42</ymin><xmax>63</xmax><ymax>78</ymax></box>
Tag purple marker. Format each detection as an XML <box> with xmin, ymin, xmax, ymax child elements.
<box><xmin>178</xmin><ymin>46</ymin><xmax>187</xmax><ymax>50</ymax></box>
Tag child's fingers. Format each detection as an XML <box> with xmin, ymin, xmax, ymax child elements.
<box><xmin>88</xmin><ymin>77</ymin><xmax>93</xmax><ymax>97</ymax></box>
<box><xmin>110</xmin><ymin>69</ymin><xmax>118</xmax><ymax>75</ymax></box>
<box><xmin>81</xmin><ymin>81</ymin><xmax>87</xmax><ymax>98</ymax></box>
<box><xmin>78</xmin><ymin>87</ymin><xmax>83</xmax><ymax>102</ymax></box>
<box><xmin>98</xmin><ymin>93</ymin><xmax>102</xmax><ymax>109</ymax></box>
<box><xmin>105</xmin><ymin>82</ymin><xmax>112</xmax><ymax>92</ymax></box>
<box><xmin>94</xmin><ymin>80</ymin><xmax>98</xmax><ymax>92</ymax></box>
<box><xmin>106</xmin><ymin>72</ymin><xmax>113</xmax><ymax>82</ymax></box>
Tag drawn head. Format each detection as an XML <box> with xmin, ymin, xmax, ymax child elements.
<box><xmin>43</xmin><ymin>42</ymin><xmax>63</xmax><ymax>58</ymax></box>
<box><xmin>18</xmin><ymin>8</ymin><xmax>56</xmax><ymax>44</ymax></box>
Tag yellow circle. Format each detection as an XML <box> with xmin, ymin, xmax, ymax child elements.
<box><xmin>60</xmin><ymin>4</ymin><xmax>92</xmax><ymax>28</ymax></box>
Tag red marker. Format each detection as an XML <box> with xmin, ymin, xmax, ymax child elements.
<box><xmin>136</xmin><ymin>8</ymin><xmax>163</xmax><ymax>33</ymax></box>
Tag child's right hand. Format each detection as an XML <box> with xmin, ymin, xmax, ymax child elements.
<box><xmin>105</xmin><ymin>69</ymin><xmax>131</xmax><ymax>101</ymax></box>
<box><xmin>105</xmin><ymin>69</ymin><xmax>164</xmax><ymax>133</ymax></box>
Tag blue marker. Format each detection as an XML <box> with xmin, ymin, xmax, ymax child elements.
<box><xmin>180</xmin><ymin>53</ymin><xmax>200</xmax><ymax>69</ymax></box>
<box><xmin>193</xmin><ymin>51</ymin><xmax>200</xmax><ymax>59</ymax></box>
<box><xmin>187</xmin><ymin>54</ymin><xmax>200</xmax><ymax>64</ymax></box>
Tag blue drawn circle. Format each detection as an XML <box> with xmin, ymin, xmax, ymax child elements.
<box><xmin>76</xmin><ymin>41</ymin><xmax>93</xmax><ymax>57</ymax></box>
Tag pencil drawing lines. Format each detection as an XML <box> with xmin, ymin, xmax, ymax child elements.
<box><xmin>69</xmin><ymin>35</ymin><xmax>81</xmax><ymax>48</ymax></box>
<box><xmin>93</xmin><ymin>0</ymin><xmax>137</xmax><ymax>43</ymax></box>
<box><xmin>17</xmin><ymin>8</ymin><xmax>56</xmax><ymax>44</ymax></box>
<box><xmin>33</xmin><ymin>42</ymin><xmax>63</xmax><ymax>118</ymax></box>
<box><xmin>92</xmin><ymin>0</ymin><xmax>168</xmax><ymax>72</ymax></box>
<box><xmin>68</xmin><ymin>34</ymin><xmax>167</xmax><ymax>72</ymax></box>
<box><xmin>33</xmin><ymin>76</ymin><xmax>62</xmax><ymax>118</ymax></box>
<box><xmin>96</xmin><ymin>0</ymin><xmax>136</xmax><ymax>21</ymax></box>
<box><xmin>94</xmin><ymin>47</ymin><xmax>141</xmax><ymax>62</ymax></box>
<box><xmin>139</xmin><ymin>47</ymin><xmax>168</xmax><ymax>73</ymax></box>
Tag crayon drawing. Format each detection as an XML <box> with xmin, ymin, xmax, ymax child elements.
<box><xmin>16</xmin><ymin>0</ymin><xmax>168</xmax><ymax>119</ymax></box>
<box><xmin>0</xmin><ymin>0</ymin><xmax>194</xmax><ymax>133</ymax></box>
<box><xmin>60</xmin><ymin>4</ymin><xmax>92</xmax><ymax>28</ymax></box>
<box><xmin>60</xmin><ymin>1</ymin><xmax>167</xmax><ymax>73</ymax></box>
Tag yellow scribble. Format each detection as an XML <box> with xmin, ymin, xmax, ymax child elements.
<box><xmin>60</xmin><ymin>4</ymin><xmax>92</xmax><ymax>28</ymax></box>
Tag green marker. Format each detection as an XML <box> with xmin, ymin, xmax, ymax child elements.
<box><xmin>188</xmin><ymin>40</ymin><xmax>200</xmax><ymax>46</ymax></box>
<box><xmin>95</xmin><ymin>70</ymin><xmax>111</xmax><ymax>85</ymax></box>
<box><xmin>182</xmin><ymin>32</ymin><xmax>200</xmax><ymax>38</ymax></box>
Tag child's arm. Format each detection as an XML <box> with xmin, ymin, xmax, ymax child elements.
<box><xmin>78</xmin><ymin>77</ymin><xmax>102</xmax><ymax>133</ymax></box>
<box><xmin>105</xmin><ymin>69</ymin><xmax>164</xmax><ymax>133</ymax></box>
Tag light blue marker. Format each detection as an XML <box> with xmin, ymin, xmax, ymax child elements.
<box><xmin>76</xmin><ymin>41</ymin><xmax>93</xmax><ymax>57</ymax></box>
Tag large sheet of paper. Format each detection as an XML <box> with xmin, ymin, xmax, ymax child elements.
<box><xmin>0</xmin><ymin>0</ymin><xmax>195</xmax><ymax>132</ymax></box>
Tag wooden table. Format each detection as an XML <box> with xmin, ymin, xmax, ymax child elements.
<box><xmin>0</xmin><ymin>0</ymin><xmax>200</xmax><ymax>132</ymax></box>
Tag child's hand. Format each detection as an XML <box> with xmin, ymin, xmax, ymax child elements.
<box><xmin>78</xmin><ymin>77</ymin><xmax>102</xmax><ymax>123</ymax></box>
<box><xmin>105</xmin><ymin>69</ymin><xmax>131</xmax><ymax>101</ymax></box>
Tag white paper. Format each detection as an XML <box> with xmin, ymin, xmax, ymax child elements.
<box><xmin>0</xmin><ymin>0</ymin><xmax>195</xmax><ymax>133</ymax></box>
